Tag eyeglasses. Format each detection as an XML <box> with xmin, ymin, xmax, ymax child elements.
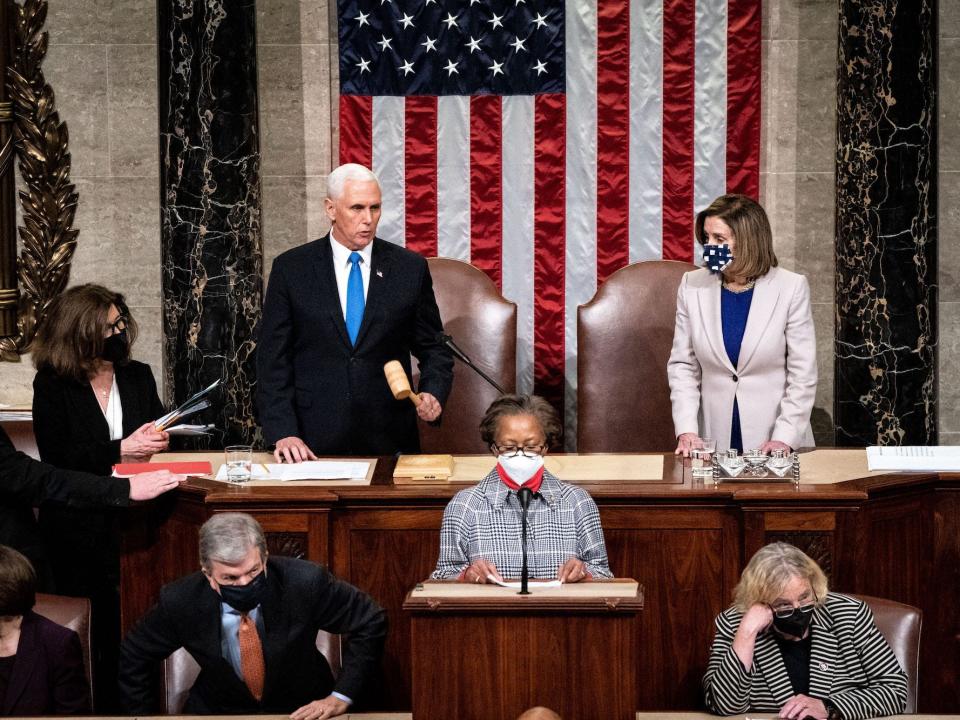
<box><xmin>107</xmin><ymin>316</ymin><xmax>128</xmax><ymax>335</ymax></box>
<box><xmin>492</xmin><ymin>443</ymin><xmax>546</xmax><ymax>458</ymax></box>
<box><xmin>770</xmin><ymin>595</ymin><xmax>818</xmax><ymax>618</ymax></box>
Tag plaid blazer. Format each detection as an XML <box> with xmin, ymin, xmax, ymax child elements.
<box><xmin>431</xmin><ymin>468</ymin><xmax>612</xmax><ymax>580</ymax></box>
<box><xmin>703</xmin><ymin>593</ymin><xmax>906</xmax><ymax>719</ymax></box>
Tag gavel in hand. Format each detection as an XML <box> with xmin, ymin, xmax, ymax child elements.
<box><xmin>383</xmin><ymin>360</ymin><xmax>421</xmax><ymax>407</ymax></box>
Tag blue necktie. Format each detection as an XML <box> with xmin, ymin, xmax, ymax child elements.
<box><xmin>345</xmin><ymin>251</ymin><xmax>365</xmax><ymax>345</ymax></box>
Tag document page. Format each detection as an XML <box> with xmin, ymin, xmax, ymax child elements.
<box><xmin>215</xmin><ymin>460</ymin><xmax>371</xmax><ymax>481</ymax></box>
<box><xmin>486</xmin><ymin>575</ymin><xmax>563</xmax><ymax>590</ymax></box>
<box><xmin>866</xmin><ymin>445</ymin><xmax>960</xmax><ymax>472</ymax></box>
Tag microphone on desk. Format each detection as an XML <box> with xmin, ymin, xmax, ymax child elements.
<box><xmin>436</xmin><ymin>333</ymin><xmax>507</xmax><ymax>395</ymax></box>
<box><xmin>517</xmin><ymin>486</ymin><xmax>536</xmax><ymax>595</ymax></box>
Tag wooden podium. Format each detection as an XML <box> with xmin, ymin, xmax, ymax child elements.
<box><xmin>402</xmin><ymin>579</ymin><xmax>643</xmax><ymax>720</ymax></box>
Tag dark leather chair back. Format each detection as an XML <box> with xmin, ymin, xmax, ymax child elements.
<box><xmin>162</xmin><ymin>631</ymin><xmax>342</xmax><ymax>714</ymax></box>
<box><xmin>849</xmin><ymin>594</ymin><xmax>921</xmax><ymax>712</ymax></box>
<box><xmin>416</xmin><ymin>258</ymin><xmax>517</xmax><ymax>454</ymax></box>
<box><xmin>34</xmin><ymin>593</ymin><xmax>93</xmax><ymax>707</ymax></box>
<box><xmin>577</xmin><ymin>260</ymin><xmax>696</xmax><ymax>452</ymax></box>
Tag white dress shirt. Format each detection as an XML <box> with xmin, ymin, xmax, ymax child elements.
<box><xmin>329</xmin><ymin>231</ymin><xmax>373</xmax><ymax>320</ymax></box>
<box><xmin>102</xmin><ymin>376</ymin><xmax>123</xmax><ymax>440</ymax></box>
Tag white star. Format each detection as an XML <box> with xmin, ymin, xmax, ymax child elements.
<box><xmin>443</xmin><ymin>12</ymin><xmax>459</xmax><ymax>29</ymax></box>
<box><xmin>399</xmin><ymin>58</ymin><xmax>415</xmax><ymax>76</ymax></box>
<box><xmin>421</xmin><ymin>36</ymin><xmax>438</xmax><ymax>52</ymax></box>
<box><xmin>488</xmin><ymin>13</ymin><xmax>503</xmax><ymax>29</ymax></box>
<box><xmin>377</xmin><ymin>35</ymin><xmax>393</xmax><ymax>51</ymax></box>
<box><xmin>466</xmin><ymin>35</ymin><xmax>482</xmax><ymax>53</ymax></box>
<box><xmin>533</xmin><ymin>59</ymin><xmax>547</xmax><ymax>75</ymax></box>
<box><xmin>444</xmin><ymin>59</ymin><xmax>459</xmax><ymax>76</ymax></box>
<box><xmin>399</xmin><ymin>12</ymin><xmax>415</xmax><ymax>29</ymax></box>
<box><xmin>355</xmin><ymin>10</ymin><xmax>370</xmax><ymax>27</ymax></box>
<box><xmin>510</xmin><ymin>36</ymin><xmax>527</xmax><ymax>53</ymax></box>
<box><xmin>425</xmin><ymin>0</ymin><xmax>437</xmax><ymax>4</ymax></box>
<box><xmin>469</xmin><ymin>0</ymin><xmax>481</xmax><ymax>5</ymax></box>
<box><xmin>532</xmin><ymin>12</ymin><xmax>548</xmax><ymax>29</ymax></box>
<box><xmin>515</xmin><ymin>0</ymin><xmax>525</xmax><ymax>4</ymax></box>
<box><xmin>357</xmin><ymin>56</ymin><xmax>372</xmax><ymax>73</ymax></box>
<box><xmin>380</xmin><ymin>0</ymin><xmax>392</xmax><ymax>4</ymax></box>
<box><xmin>489</xmin><ymin>59</ymin><xmax>504</xmax><ymax>76</ymax></box>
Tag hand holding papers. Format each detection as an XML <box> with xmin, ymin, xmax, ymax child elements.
<box><xmin>154</xmin><ymin>379</ymin><xmax>221</xmax><ymax>431</ymax></box>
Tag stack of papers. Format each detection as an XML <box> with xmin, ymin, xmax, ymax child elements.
<box><xmin>214</xmin><ymin>460</ymin><xmax>371</xmax><ymax>482</ymax></box>
<box><xmin>866</xmin><ymin>445</ymin><xmax>960</xmax><ymax>472</ymax></box>
<box><xmin>155</xmin><ymin>380</ymin><xmax>220</xmax><ymax>431</ymax></box>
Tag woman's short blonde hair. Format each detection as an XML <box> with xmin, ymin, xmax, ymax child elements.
<box><xmin>732</xmin><ymin>542</ymin><xmax>828</xmax><ymax>612</ymax></box>
<box><xmin>695</xmin><ymin>194</ymin><xmax>777</xmax><ymax>280</ymax></box>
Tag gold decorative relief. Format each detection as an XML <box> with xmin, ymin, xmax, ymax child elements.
<box><xmin>0</xmin><ymin>0</ymin><xmax>79</xmax><ymax>361</ymax></box>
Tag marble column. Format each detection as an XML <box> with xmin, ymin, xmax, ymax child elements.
<box><xmin>835</xmin><ymin>0</ymin><xmax>938</xmax><ymax>445</ymax></box>
<box><xmin>159</xmin><ymin>0</ymin><xmax>263</xmax><ymax>447</ymax></box>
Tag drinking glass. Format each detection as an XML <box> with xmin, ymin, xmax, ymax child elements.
<box><xmin>691</xmin><ymin>437</ymin><xmax>716</xmax><ymax>480</ymax></box>
<box><xmin>224</xmin><ymin>445</ymin><xmax>253</xmax><ymax>483</ymax></box>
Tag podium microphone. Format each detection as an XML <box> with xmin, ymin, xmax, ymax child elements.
<box><xmin>517</xmin><ymin>486</ymin><xmax>536</xmax><ymax>595</ymax></box>
<box><xmin>437</xmin><ymin>333</ymin><xmax>507</xmax><ymax>395</ymax></box>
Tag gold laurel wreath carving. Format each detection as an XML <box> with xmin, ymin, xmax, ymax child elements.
<box><xmin>0</xmin><ymin>0</ymin><xmax>78</xmax><ymax>361</ymax></box>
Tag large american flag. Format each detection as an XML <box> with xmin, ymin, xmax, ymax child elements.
<box><xmin>337</xmin><ymin>0</ymin><xmax>761</xmax><ymax>442</ymax></box>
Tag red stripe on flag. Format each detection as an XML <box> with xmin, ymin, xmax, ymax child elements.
<box><xmin>727</xmin><ymin>0</ymin><xmax>762</xmax><ymax>198</ymax></box>
<box><xmin>338</xmin><ymin>95</ymin><xmax>372</xmax><ymax>168</ymax></box>
<box><xmin>661</xmin><ymin>0</ymin><xmax>696</xmax><ymax>261</ymax></box>
<box><xmin>596</xmin><ymin>0</ymin><xmax>631</xmax><ymax>284</ymax></box>
<box><xmin>404</xmin><ymin>97</ymin><xmax>438</xmax><ymax>257</ymax></box>
<box><xmin>533</xmin><ymin>94</ymin><xmax>566</xmax><ymax>414</ymax></box>
<box><xmin>469</xmin><ymin>95</ymin><xmax>502</xmax><ymax>288</ymax></box>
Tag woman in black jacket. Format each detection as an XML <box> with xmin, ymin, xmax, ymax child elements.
<box><xmin>30</xmin><ymin>284</ymin><xmax>170</xmax><ymax>709</ymax></box>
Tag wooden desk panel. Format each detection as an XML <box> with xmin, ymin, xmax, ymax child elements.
<box><xmin>118</xmin><ymin>453</ymin><xmax>960</xmax><ymax>713</ymax></box>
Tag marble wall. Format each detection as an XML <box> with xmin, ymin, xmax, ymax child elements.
<box><xmin>0</xmin><ymin>0</ymin><xmax>162</xmax><ymax>407</ymax></box>
<box><xmin>939</xmin><ymin>3</ymin><xmax>960</xmax><ymax>444</ymax></box>
<box><xmin>760</xmin><ymin>0</ymin><xmax>838</xmax><ymax>446</ymax></box>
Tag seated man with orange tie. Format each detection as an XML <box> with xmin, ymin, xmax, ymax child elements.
<box><xmin>118</xmin><ymin>513</ymin><xmax>387</xmax><ymax>718</ymax></box>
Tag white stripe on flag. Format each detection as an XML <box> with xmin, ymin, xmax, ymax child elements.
<box><xmin>629</xmin><ymin>0</ymin><xmax>664</xmax><ymax>263</ymax></box>
<box><xmin>564</xmin><ymin>0</ymin><xmax>598</xmax><ymax>449</ymax></box>
<box><xmin>693</xmin><ymin>0</ymin><xmax>728</xmax><ymax>260</ymax></box>
<box><xmin>501</xmin><ymin>96</ymin><xmax>536</xmax><ymax>395</ymax></box>
<box><xmin>372</xmin><ymin>96</ymin><xmax>406</xmax><ymax>247</ymax></box>
<box><xmin>437</xmin><ymin>96</ymin><xmax>471</xmax><ymax>261</ymax></box>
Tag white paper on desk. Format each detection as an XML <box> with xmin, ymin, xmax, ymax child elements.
<box><xmin>215</xmin><ymin>460</ymin><xmax>370</xmax><ymax>482</ymax></box>
<box><xmin>486</xmin><ymin>575</ymin><xmax>563</xmax><ymax>590</ymax></box>
<box><xmin>866</xmin><ymin>445</ymin><xmax>960</xmax><ymax>472</ymax></box>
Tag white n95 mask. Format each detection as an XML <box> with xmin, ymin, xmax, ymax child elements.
<box><xmin>497</xmin><ymin>453</ymin><xmax>544</xmax><ymax>485</ymax></box>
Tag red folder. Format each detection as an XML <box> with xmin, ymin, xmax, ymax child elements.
<box><xmin>112</xmin><ymin>461</ymin><xmax>212</xmax><ymax>478</ymax></box>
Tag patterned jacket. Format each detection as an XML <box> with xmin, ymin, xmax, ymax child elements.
<box><xmin>431</xmin><ymin>468</ymin><xmax>612</xmax><ymax>580</ymax></box>
<box><xmin>703</xmin><ymin>592</ymin><xmax>907</xmax><ymax>719</ymax></box>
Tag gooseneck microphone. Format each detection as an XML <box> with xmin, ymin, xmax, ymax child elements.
<box><xmin>517</xmin><ymin>486</ymin><xmax>535</xmax><ymax>595</ymax></box>
<box><xmin>437</xmin><ymin>333</ymin><xmax>507</xmax><ymax>395</ymax></box>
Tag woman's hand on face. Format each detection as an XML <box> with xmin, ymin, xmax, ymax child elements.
<box><xmin>121</xmin><ymin>421</ymin><xmax>170</xmax><ymax>460</ymax></box>
<box><xmin>461</xmin><ymin>559</ymin><xmax>501</xmax><ymax>584</ymax></box>
<box><xmin>674</xmin><ymin>433</ymin><xmax>700</xmax><ymax>457</ymax></box>
<box><xmin>759</xmin><ymin>440</ymin><xmax>791</xmax><ymax>455</ymax></box>
<box><xmin>739</xmin><ymin>603</ymin><xmax>774</xmax><ymax>639</ymax></box>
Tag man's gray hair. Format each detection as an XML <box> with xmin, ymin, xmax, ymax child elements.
<box><xmin>199</xmin><ymin>513</ymin><xmax>267</xmax><ymax>569</ymax></box>
<box><xmin>327</xmin><ymin>163</ymin><xmax>380</xmax><ymax>200</ymax></box>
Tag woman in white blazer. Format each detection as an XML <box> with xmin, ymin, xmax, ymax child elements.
<box><xmin>668</xmin><ymin>194</ymin><xmax>817</xmax><ymax>454</ymax></box>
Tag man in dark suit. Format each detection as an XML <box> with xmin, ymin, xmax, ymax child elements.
<box><xmin>256</xmin><ymin>163</ymin><xmax>454</xmax><ymax>461</ymax></box>
<box><xmin>0</xmin><ymin>427</ymin><xmax>183</xmax><ymax>586</ymax></box>
<box><xmin>118</xmin><ymin>513</ymin><xmax>387</xmax><ymax>718</ymax></box>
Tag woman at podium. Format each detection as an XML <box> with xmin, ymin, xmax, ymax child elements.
<box><xmin>668</xmin><ymin>194</ymin><xmax>817</xmax><ymax>454</ymax></box>
<box><xmin>431</xmin><ymin>394</ymin><xmax>612</xmax><ymax>584</ymax></box>
<box><xmin>703</xmin><ymin>542</ymin><xmax>906</xmax><ymax>719</ymax></box>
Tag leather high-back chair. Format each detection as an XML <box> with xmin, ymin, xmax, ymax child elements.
<box><xmin>162</xmin><ymin>631</ymin><xmax>342</xmax><ymax>714</ymax></box>
<box><xmin>416</xmin><ymin>258</ymin><xmax>517</xmax><ymax>454</ymax></box>
<box><xmin>34</xmin><ymin>593</ymin><xmax>93</xmax><ymax>707</ymax></box>
<box><xmin>850</xmin><ymin>594</ymin><xmax>922</xmax><ymax>712</ymax></box>
<box><xmin>577</xmin><ymin>260</ymin><xmax>696</xmax><ymax>452</ymax></box>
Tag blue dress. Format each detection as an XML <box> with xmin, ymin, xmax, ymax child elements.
<box><xmin>720</xmin><ymin>286</ymin><xmax>754</xmax><ymax>452</ymax></box>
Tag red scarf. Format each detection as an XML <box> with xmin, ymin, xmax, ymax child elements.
<box><xmin>496</xmin><ymin>463</ymin><xmax>545</xmax><ymax>494</ymax></box>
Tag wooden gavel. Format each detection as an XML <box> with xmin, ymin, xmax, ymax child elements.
<box><xmin>384</xmin><ymin>360</ymin><xmax>421</xmax><ymax>407</ymax></box>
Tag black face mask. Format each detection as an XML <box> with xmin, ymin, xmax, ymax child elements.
<box><xmin>772</xmin><ymin>604</ymin><xmax>815</xmax><ymax>637</ymax></box>
<box><xmin>101</xmin><ymin>330</ymin><xmax>129</xmax><ymax>364</ymax></box>
<box><xmin>217</xmin><ymin>570</ymin><xmax>268</xmax><ymax>613</ymax></box>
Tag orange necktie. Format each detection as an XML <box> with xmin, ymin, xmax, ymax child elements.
<box><xmin>238</xmin><ymin>613</ymin><xmax>265</xmax><ymax>701</ymax></box>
